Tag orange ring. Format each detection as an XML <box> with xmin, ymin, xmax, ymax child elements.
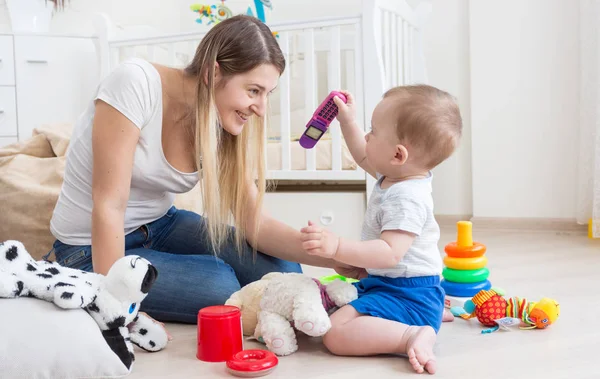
<box><xmin>444</xmin><ymin>242</ymin><xmax>486</xmax><ymax>258</ymax></box>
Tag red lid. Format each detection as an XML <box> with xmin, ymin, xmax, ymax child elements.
<box><xmin>199</xmin><ymin>305</ymin><xmax>240</xmax><ymax>318</ymax></box>
<box><xmin>226</xmin><ymin>350</ymin><xmax>278</xmax><ymax>373</ymax></box>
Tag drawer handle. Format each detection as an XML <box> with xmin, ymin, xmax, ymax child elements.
<box><xmin>26</xmin><ymin>59</ymin><xmax>48</xmax><ymax>64</ymax></box>
<box><xmin>320</xmin><ymin>211</ymin><xmax>334</xmax><ymax>226</ymax></box>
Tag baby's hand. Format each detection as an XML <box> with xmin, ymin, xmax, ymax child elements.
<box><xmin>333</xmin><ymin>90</ymin><xmax>356</xmax><ymax>126</ymax></box>
<box><xmin>300</xmin><ymin>221</ymin><xmax>340</xmax><ymax>259</ymax></box>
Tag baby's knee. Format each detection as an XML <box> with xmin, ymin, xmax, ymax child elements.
<box><xmin>322</xmin><ymin>326</ymin><xmax>344</xmax><ymax>355</ymax></box>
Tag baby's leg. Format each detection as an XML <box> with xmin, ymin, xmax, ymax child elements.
<box><xmin>442</xmin><ymin>309</ymin><xmax>454</xmax><ymax>322</ymax></box>
<box><xmin>323</xmin><ymin>305</ymin><xmax>437</xmax><ymax>374</ymax></box>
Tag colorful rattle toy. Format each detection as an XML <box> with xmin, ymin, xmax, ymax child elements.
<box><xmin>441</xmin><ymin>221</ymin><xmax>492</xmax><ymax>305</ymax></box>
<box><xmin>450</xmin><ymin>288</ymin><xmax>560</xmax><ymax>334</ymax></box>
<box><xmin>299</xmin><ymin>91</ymin><xmax>347</xmax><ymax>149</ymax></box>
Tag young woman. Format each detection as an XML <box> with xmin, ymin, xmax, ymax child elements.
<box><xmin>48</xmin><ymin>15</ymin><xmax>366</xmax><ymax>328</ymax></box>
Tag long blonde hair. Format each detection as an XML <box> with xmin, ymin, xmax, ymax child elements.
<box><xmin>184</xmin><ymin>15</ymin><xmax>285</xmax><ymax>255</ymax></box>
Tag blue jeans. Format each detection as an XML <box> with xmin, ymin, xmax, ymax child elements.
<box><xmin>50</xmin><ymin>206</ymin><xmax>302</xmax><ymax>323</ymax></box>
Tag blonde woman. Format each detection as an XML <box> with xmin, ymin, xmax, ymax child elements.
<box><xmin>46</xmin><ymin>15</ymin><xmax>365</xmax><ymax>329</ymax></box>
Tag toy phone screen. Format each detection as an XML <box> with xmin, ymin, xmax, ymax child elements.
<box><xmin>305</xmin><ymin>126</ymin><xmax>324</xmax><ymax>140</ymax></box>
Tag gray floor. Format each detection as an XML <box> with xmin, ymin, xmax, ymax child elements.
<box><xmin>130</xmin><ymin>226</ymin><xmax>597</xmax><ymax>379</ymax></box>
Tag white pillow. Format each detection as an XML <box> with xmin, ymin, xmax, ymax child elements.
<box><xmin>0</xmin><ymin>298</ymin><xmax>130</xmax><ymax>379</ymax></box>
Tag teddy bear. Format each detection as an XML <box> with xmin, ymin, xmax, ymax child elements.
<box><xmin>225</xmin><ymin>272</ymin><xmax>358</xmax><ymax>356</ymax></box>
<box><xmin>0</xmin><ymin>240</ymin><xmax>168</xmax><ymax>371</ymax></box>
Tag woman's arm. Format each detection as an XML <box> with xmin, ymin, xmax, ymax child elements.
<box><xmin>243</xmin><ymin>180</ymin><xmax>335</xmax><ymax>268</ymax></box>
<box><xmin>91</xmin><ymin>100</ymin><xmax>140</xmax><ymax>275</ymax></box>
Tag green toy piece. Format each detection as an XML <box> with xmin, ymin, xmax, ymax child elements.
<box><xmin>319</xmin><ymin>274</ymin><xmax>359</xmax><ymax>284</ymax></box>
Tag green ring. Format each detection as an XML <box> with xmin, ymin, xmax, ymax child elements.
<box><xmin>442</xmin><ymin>267</ymin><xmax>490</xmax><ymax>283</ymax></box>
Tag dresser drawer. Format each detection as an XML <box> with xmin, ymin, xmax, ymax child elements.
<box><xmin>0</xmin><ymin>36</ymin><xmax>15</xmax><ymax>86</ymax></box>
<box><xmin>14</xmin><ymin>35</ymin><xmax>99</xmax><ymax>140</ymax></box>
<box><xmin>0</xmin><ymin>86</ymin><xmax>17</xmax><ymax>136</ymax></box>
<box><xmin>263</xmin><ymin>191</ymin><xmax>366</xmax><ymax>241</ymax></box>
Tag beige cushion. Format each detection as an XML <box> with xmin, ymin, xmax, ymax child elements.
<box><xmin>0</xmin><ymin>124</ymin><xmax>72</xmax><ymax>260</ymax></box>
<box><xmin>0</xmin><ymin>123</ymin><xmax>202</xmax><ymax>260</ymax></box>
<box><xmin>0</xmin><ymin>297</ymin><xmax>129</xmax><ymax>379</ymax></box>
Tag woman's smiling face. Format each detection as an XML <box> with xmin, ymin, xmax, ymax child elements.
<box><xmin>214</xmin><ymin>63</ymin><xmax>280</xmax><ymax>135</ymax></box>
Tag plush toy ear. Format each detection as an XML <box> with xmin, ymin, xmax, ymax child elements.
<box><xmin>102</xmin><ymin>327</ymin><xmax>135</xmax><ymax>370</ymax></box>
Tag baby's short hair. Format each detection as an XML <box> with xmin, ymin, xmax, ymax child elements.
<box><xmin>383</xmin><ymin>85</ymin><xmax>462</xmax><ymax>169</ymax></box>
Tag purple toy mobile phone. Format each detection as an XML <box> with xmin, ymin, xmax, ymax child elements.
<box><xmin>299</xmin><ymin>91</ymin><xmax>347</xmax><ymax>149</ymax></box>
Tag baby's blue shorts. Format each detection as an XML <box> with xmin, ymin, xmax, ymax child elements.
<box><xmin>349</xmin><ymin>275</ymin><xmax>445</xmax><ymax>333</ymax></box>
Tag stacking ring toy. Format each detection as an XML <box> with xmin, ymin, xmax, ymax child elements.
<box><xmin>444</xmin><ymin>221</ymin><xmax>487</xmax><ymax>258</ymax></box>
<box><xmin>445</xmin><ymin>242</ymin><xmax>486</xmax><ymax>258</ymax></box>
<box><xmin>442</xmin><ymin>267</ymin><xmax>490</xmax><ymax>283</ymax></box>
<box><xmin>443</xmin><ymin>256</ymin><xmax>488</xmax><ymax>270</ymax></box>
<box><xmin>226</xmin><ymin>349</ymin><xmax>278</xmax><ymax>377</ymax></box>
<box><xmin>441</xmin><ymin>279</ymin><xmax>492</xmax><ymax>297</ymax></box>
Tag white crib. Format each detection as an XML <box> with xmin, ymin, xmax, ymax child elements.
<box><xmin>92</xmin><ymin>0</ymin><xmax>430</xmax><ymax>199</ymax></box>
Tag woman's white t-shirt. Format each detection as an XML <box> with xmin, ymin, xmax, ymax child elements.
<box><xmin>50</xmin><ymin>58</ymin><xmax>199</xmax><ymax>245</ymax></box>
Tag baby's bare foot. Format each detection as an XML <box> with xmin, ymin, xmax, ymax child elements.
<box><xmin>442</xmin><ymin>309</ymin><xmax>454</xmax><ymax>322</ymax></box>
<box><xmin>405</xmin><ymin>326</ymin><xmax>437</xmax><ymax>374</ymax></box>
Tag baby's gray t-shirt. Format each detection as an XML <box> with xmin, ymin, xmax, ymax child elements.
<box><xmin>362</xmin><ymin>173</ymin><xmax>443</xmax><ymax>278</ymax></box>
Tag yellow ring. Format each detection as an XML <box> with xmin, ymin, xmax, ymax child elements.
<box><xmin>443</xmin><ymin>256</ymin><xmax>488</xmax><ymax>270</ymax></box>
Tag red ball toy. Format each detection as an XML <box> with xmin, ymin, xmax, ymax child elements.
<box><xmin>474</xmin><ymin>294</ymin><xmax>507</xmax><ymax>326</ymax></box>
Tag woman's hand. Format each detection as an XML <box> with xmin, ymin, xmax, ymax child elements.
<box><xmin>333</xmin><ymin>262</ymin><xmax>368</xmax><ymax>280</ymax></box>
<box><xmin>300</xmin><ymin>221</ymin><xmax>340</xmax><ymax>259</ymax></box>
<box><xmin>333</xmin><ymin>90</ymin><xmax>357</xmax><ymax>126</ymax></box>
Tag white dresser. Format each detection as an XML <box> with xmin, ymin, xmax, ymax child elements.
<box><xmin>0</xmin><ymin>33</ymin><xmax>99</xmax><ymax>148</ymax></box>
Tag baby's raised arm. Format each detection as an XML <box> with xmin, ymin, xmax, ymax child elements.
<box><xmin>333</xmin><ymin>91</ymin><xmax>376</xmax><ymax>178</ymax></box>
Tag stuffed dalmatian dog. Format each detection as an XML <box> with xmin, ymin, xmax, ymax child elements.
<box><xmin>0</xmin><ymin>240</ymin><xmax>168</xmax><ymax>371</ymax></box>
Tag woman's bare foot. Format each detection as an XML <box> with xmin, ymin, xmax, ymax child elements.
<box><xmin>405</xmin><ymin>326</ymin><xmax>437</xmax><ymax>374</ymax></box>
<box><xmin>442</xmin><ymin>309</ymin><xmax>454</xmax><ymax>322</ymax></box>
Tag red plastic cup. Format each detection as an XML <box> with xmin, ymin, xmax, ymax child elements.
<box><xmin>197</xmin><ymin>305</ymin><xmax>244</xmax><ymax>362</ymax></box>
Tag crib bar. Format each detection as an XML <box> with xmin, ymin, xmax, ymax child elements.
<box><xmin>107</xmin><ymin>17</ymin><xmax>359</xmax><ymax>48</ymax></box>
<box><xmin>376</xmin><ymin>0</ymin><xmax>418</xmax><ymax>27</ymax></box>
<box><xmin>304</xmin><ymin>28</ymin><xmax>317</xmax><ymax>171</ymax></box>
<box><xmin>168</xmin><ymin>44</ymin><xmax>177</xmax><ymax>66</ymax></box>
<box><xmin>344</xmin><ymin>50</ymin><xmax>353</xmax><ymax>96</ymax></box>
<box><xmin>146</xmin><ymin>45</ymin><xmax>156</xmax><ymax>61</ymax></box>
<box><xmin>111</xmin><ymin>47</ymin><xmax>120</xmax><ymax>70</ymax></box>
<box><xmin>328</xmin><ymin>26</ymin><xmax>343</xmax><ymax>171</ymax></box>
<box><xmin>403</xmin><ymin>20</ymin><xmax>409</xmax><ymax>85</ymax></box>
<box><xmin>279</xmin><ymin>32</ymin><xmax>292</xmax><ymax>171</ymax></box>
<box><xmin>268</xmin><ymin>169</ymin><xmax>365</xmax><ymax>181</ymax></box>
<box><xmin>408</xmin><ymin>25</ymin><xmax>414</xmax><ymax>83</ymax></box>
<box><xmin>124</xmin><ymin>47</ymin><xmax>135</xmax><ymax>61</ymax></box>
<box><xmin>391</xmin><ymin>15</ymin><xmax>398</xmax><ymax>87</ymax></box>
<box><xmin>354</xmin><ymin>22</ymin><xmax>365</xmax><ymax>136</ymax></box>
<box><xmin>110</xmin><ymin>32</ymin><xmax>209</xmax><ymax>48</ymax></box>
<box><xmin>383</xmin><ymin>11</ymin><xmax>392</xmax><ymax>90</ymax></box>
<box><xmin>398</xmin><ymin>16</ymin><xmax>404</xmax><ymax>85</ymax></box>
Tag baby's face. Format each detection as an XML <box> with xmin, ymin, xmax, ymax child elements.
<box><xmin>365</xmin><ymin>99</ymin><xmax>402</xmax><ymax>174</ymax></box>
